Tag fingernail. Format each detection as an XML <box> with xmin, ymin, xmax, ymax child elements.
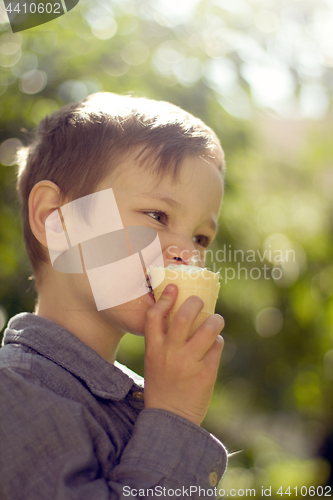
<box><xmin>217</xmin><ymin>315</ymin><xmax>225</xmax><ymax>326</ymax></box>
<box><xmin>164</xmin><ymin>284</ymin><xmax>175</xmax><ymax>294</ymax></box>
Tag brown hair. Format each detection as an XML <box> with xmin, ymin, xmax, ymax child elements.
<box><xmin>16</xmin><ymin>92</ymin><xmax>225</xmax><ymax>276</ymax></box>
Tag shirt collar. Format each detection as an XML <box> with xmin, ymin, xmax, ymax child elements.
<box><xmin>3</xmin><ymin>312</ymin><xmax>144</xmax><ymax>400</ymax></box>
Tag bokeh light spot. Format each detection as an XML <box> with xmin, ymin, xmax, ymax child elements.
<box><xmin>58</xmin><ymin>80</ymin><xmax>89</xmax><ymax>102</ymax></box>
<box><xmin>0</xmin><ymin>43</ymin><xmax>21</xmax><ymax>68</ymax></box>
<box><xmin>255</xmin><ymin>307</ymin><xmax>283</xmax><ymax>337</ymax></box>
<box><xmin>121</xmin><ymin>41</ymin><xmax>149</xmax><ymax>66</ymax></box>
<box><xmin>102</xmin><ymin>51</ymin><xmax>129</xmax><ymax>77</ymax></box>
<box><xmin>20</xmin><ymin>70</ymin><xmax>47</xmax><ymax>95</ymax></box>
<box><xmin>91</xmin><ymin>16</ymin><xmax>117</xmax><ymax>40</ymax></box>
<box><xmin>0</xmin><ymin>138</ymin><xmax>22</xmax><ymax>166</ymax></box>
<box><xmin>173</xmin><ymin>57</ymin><xmax>202</xmax><ymax>87</ymax></box>
<box><xmin>151</xmin><ymin>41</ymin><xmax>185</xmax><ymax>76</ymax></box>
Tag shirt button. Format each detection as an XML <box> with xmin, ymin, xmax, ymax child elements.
<box><xmin>132</xmin><ymin>391</ymin><xmax>144</xmax><ymax>400</ymax></box>
<box><xmin>209</xmin><ymin>471</ymin><xmax>218</xmax><ymax>487</ymax></box>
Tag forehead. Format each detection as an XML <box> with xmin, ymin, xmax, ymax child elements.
<box><xmin>107</xmin><ymin>145</ymin><xmax>224</xmax><ymax>191</ymax></box>
<box><xmin>101</xmin><ymin>148</ymin><xmax>224</xmax><ymax>223</ymax></box>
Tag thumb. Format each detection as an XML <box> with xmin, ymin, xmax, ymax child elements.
<box><xmin>145</xmin><ymin>284</ymin><xmax>178</xmax><ymax>339</ymax></box>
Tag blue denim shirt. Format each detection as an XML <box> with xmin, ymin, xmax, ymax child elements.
<box><xmin>0</xmin><ymin>313</ymin><xmax>228</xmax><ymax>500</ymax></box>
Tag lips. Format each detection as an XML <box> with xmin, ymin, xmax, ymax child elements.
<box><xmin>144</xmin><ymin>269</ymin><xmax>154</xmax><ymax>296</ymax></box>
<box><xmin>143</xmin><ymin>268</ymin><xmax>155</xmax><ymax>301</ymax></box>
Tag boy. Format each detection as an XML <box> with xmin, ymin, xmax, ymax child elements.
<box><xmin>0</xmin><ymin>92</ymin><xmax>228</xmax><ymax>499</ymax></box>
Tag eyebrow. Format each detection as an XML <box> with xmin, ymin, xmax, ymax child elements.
<box><xmin>206</xmin><ymin>218</ymin><xmax>219</xmax><ymax>235</ymax></box>
<box><xmin>141</xmin><ymin>193</ymin><xmax>182</xmax><ymax>210</ymax></box>
<box><xmin>138</xmin><ymin>193</ymin><xmax>219</xmax><ymax>235</ymax></box>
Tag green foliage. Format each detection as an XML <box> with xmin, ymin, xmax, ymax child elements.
<box><xmin>1</xmin><ymin>0</ymin><xmax>333</xmax><ymax>494</ymax></box>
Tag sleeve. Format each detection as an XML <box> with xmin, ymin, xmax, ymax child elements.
<box><xmin>109</xmin><ymin>409</ymin><xmax>228</xmax><ymax>499</ymax></box>
<box><xmin>0</xmin><ymin>368</ymin><xmax>228</xmax><ymax>500</ymax></box>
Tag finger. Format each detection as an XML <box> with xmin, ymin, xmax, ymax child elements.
<box><xmin>201</xmin><ymin>333</ymin><xmax>224</xmax><ymax>370</ymax></box>
<box><xmin>145</xmin><ymin>284</ymin><xmax>178</xmax><ymax>343</ymax></box>
<box><xmin>166</xmin><ymin>295</ymin><xmax>205</xmax><ymax>347</ymax></box>
<box><xmin>186</xmin><ymin>314</ymin><xmax>225</xmax><ymax>361</ymax></box>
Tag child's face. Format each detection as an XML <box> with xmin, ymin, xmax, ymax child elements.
<box><xmin>89</xmin><ymin>147</ymin><xmax>224</xmax><ymax>336</ymax></box>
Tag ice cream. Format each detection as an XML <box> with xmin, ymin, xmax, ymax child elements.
<box><xmin>148</xmin><ymin>265</ymin><xmax>221</xmax><ymax>338</ymax></box>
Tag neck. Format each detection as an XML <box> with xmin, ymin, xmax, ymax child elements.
<box><xmin>35</xmin><ymin>270</ymin><xmax>125</xmax><ymax>364</ymax></box>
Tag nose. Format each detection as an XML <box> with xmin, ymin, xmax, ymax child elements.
<box><xmin>165</xmin><ymin>244</ymin><xmax>203</xmax><ymax>267</ymax></box>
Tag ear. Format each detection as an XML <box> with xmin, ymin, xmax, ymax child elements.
<box><xmin>29</xmin><ymin>180</ymin><xmax>62</xmax><ymax>248</ymax></box>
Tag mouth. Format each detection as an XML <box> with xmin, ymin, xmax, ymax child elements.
<box><xmin>144</xmin><ymin>268</ymin><xmax>154</xmax><ymax>296</ymax></box>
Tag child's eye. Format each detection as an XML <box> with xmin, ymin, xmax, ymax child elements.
<box><xmin>144</xmin><ymin>211</ymin><xmax>169</xmax><ymax>225</ymax></box>
<box><xmin>193</xmin><ymin>235</ymin><xmax>211</xmax><ymax>248</ymax></box>
<box><xmin>144</xmin><ymin>211</ymin><xmax>211</xmax><ymax>247</ymax></box>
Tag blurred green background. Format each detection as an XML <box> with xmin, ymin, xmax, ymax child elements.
<box><xmin>1</xmin><ymin>0</ymin><xmax>333</xmax><ymax>497</ymax></box>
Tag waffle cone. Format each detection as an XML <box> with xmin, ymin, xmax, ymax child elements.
<box><xmin>148</xmin><ymin>265</ymin><xmax>220</xmax><ymax>338</ymax></box>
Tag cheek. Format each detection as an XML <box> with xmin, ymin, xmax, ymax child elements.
<box><xmin>198</xmin><ymin>248</ymin><xmax>206</xmax><ymax>267</ymax></box>
<box><xmin>104</xmin><ymin>293</ymin><xmax>154</xmax><ymax>335</ymax></box>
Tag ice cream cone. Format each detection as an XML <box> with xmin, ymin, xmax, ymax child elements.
<box><xmin>148</xmin><ymin>265</ymin><xmax>221</xmax><ymax>338</ymax></box>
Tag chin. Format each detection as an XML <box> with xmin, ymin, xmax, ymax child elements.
<box><xmin>106</xmin><ymin>291</ymin><xmax>155</xmax><ymax>336</ymax></box>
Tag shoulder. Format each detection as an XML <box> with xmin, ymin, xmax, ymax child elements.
<box><xmin>0</xmin><ymin>352</ymin><xmax>115</xmax><ymax>463</ymax></box>
<box><xmin>0</xmin><ymin>359</ymin><xmax>114</xmax><ymax>499</ymax></box>
<box><xmin>0</xmin><ymin>341</ymin><xmax>65</xmax><ymax>395</ymax></box>
<box><xmin>0</xmin><ymin>353</ymin><xmax>81</xmax><ymax>417</ymax></box>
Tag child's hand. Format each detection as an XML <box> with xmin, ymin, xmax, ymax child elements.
<box><xmin>144</xmin><ymin>284</ymin><xmax>225</xmax><ymax>426</ymax></box>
